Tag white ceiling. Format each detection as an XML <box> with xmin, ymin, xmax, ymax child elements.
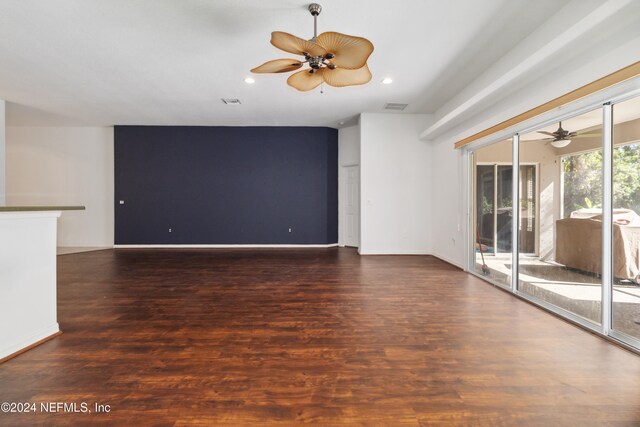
<box><xmin>0</xmin><ymin>0</ymin><xmax>568</xmax><ymax>127</ymax></box>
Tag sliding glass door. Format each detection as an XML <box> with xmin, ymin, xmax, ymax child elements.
<box><xmin>611</xmin><ymin>95</ymin><xmax>640</xmax><ymax>345</ymax></box>
<box><xmin>468</xmin><ymin>89</ymin><xmax>640</xmax><ymax>350</ymax></box>
<box><xmin>518</xmin><ymin>109</ymin><xmax>603</xmax><ymax>325</ymax></box>
<box><xmin>472</xmin><ymin>140</ymin><xmax>512</xmax><ymax>288</ymax></box>
<box><xmin>476</xmin><ymin>164</ymin><xmax>512</xmax><ymax>254</ymax></box>
<box><xmin>519</xmin><ymin>165</ymin><xmax>537</xmax><ymax>255</ymax></box>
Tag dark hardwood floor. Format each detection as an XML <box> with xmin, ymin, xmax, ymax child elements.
<box><xmin>1</xmin><ymin>248</ymin><xmax>640</xmax><ymax>426</ymax></box>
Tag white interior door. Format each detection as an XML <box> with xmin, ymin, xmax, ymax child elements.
<box><xmin>345</xmin><ymin>165</ymin><xmax>360</xmax><ymax>248</ymax></box>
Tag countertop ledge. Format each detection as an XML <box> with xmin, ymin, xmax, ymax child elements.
<box><xmin>0</xmin><ymin>206</ymin><xmax>86</xmax><ymax>212</ymax></box>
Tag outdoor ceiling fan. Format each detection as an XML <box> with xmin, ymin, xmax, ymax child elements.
<box><xmin>251</xmin><ymin>3</ymin><xmax>374</xmax><ymax>91</ymax></box>
<box><xmin>537</xmin><ymin>122</ymin><xmax>601</xmax><ymax>148</ymax></box>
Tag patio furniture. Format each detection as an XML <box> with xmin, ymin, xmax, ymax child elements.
<box><xmin>555</xmin><ymin>208</ymin><xmax>640</xmax><ymax>281</ymax></box>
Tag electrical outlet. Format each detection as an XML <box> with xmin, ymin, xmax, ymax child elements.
<box><xmin>169</xmin><ymin>228</ymin><xmax>172</xmax><ymax>233</ymax></box>
<box><xmin>288</xmin><ymin>228</ymin><xmax>292</xmax><ymax>233</ymax></box>
<box><xmin>119</xmin><ymin>200</ymin><xmax>125</xmax><ymax>205</ymax></box>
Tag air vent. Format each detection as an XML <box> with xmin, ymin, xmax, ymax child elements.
<box><xmin>221</xmin><ymin>98</ymin><xmax>241</xmax><ymax>105</ymax></box>
<box><xmin>384</xmin><ymin>103</ymin><xmax>408</xmax><ymax>111</ymax></box>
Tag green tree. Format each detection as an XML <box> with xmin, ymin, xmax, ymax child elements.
<box><xmin>613</xmin><ymin>144</ymin><xmax>640</xmax><ymax>213</ymax></box>
<box><xmin>563</xmin><ymin>144</ymin><xmax>640</xmax><ymax>217</ymax></box>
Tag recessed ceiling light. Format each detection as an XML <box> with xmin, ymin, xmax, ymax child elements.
<box><xmin>381</xmin><ymin>77</ymin><xmax>393</xmax><ymax>84</ymax></box>
<box><xmin>244</xmin><ymin>77</ymin><xmax>255</xmax><ymax>84</ymax></box>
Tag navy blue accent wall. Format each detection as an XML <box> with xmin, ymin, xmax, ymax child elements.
<box><xmin>114</xmin><ymin>126</ymin><xmax>338</xmax><ymax>245</ymax></box>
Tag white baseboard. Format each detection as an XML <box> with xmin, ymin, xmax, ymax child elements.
<box><xmin>114</xmin><ymin>243</ymin><xmax>339</xmax><ymax>249</ymax></box>
<box><xmin>0</xmin><ymin>323</ymin><xmax>60</xmax><ymax>361</ymax></box>
<box><xmin>430</xmin><ymin>253</ymin><xmax>465</xmax><ymax>269</ymax></box>
<box><xmin>57</xmin><ymin>246</ymin><xmax>111</xmax><ymax>255</ymax></box>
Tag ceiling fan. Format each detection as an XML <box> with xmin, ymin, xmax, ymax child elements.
<box><xmin>537</xmin><ymin>122</ymin><xmax>601</xmax><ymax>148</ymax></box>
<box><xmin>251</xmin><ymin>3</ymin><xmax>374</xmax><ymax>92</ymax></box>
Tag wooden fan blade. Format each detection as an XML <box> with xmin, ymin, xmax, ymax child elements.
<box><xmin>251</xmin><ymin>59</ymin><xmax>303</xmax><ymax>73</ymax></box>
<box><xmin>287</xmin><ymin>68</ymin><xmax>325</xmax><ymax>91</ymax></box>
<box><xmin>271</xmin><ymin>31</ymin><xmax>326</xmax><ymax>57</ymax></box>
<box><xmin>537</xmin><ymin>131</ymin><xmax>556</xmax><ymax>136</ymax></box>
<box><xmin>316</xmin><ymin>32</ymin><xmax>374</xmax><ymax>70</ymax></box>
<box><xmin>575</xmin><ymin>132</ymin><xmax>602</xmax><ymax>138</ymax></box>
<box><xmin>323</xmin><ymin>64</ymin><xmax>372</xmax><ymax>87</ymax></box>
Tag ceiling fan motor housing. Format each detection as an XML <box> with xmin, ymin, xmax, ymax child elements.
<box><xmin>308</xmin><ymin>3</ymin><xmax>322</xmax><ymax>16</ymax></box>
<box><xmin>309</xmin><ymin>56</ymin><xmax>322</xmax><ymax>69</ymax></box>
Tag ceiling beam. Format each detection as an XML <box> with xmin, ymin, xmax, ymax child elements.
<box><xmin>419</xmin><ymin>0</ymin><xmax>634</xmax><ymax>142</ymax></box>
<box><xmin>453</xmin><ymin>60</ymin><xmax>640</xmax><ymax>148</ymax></box>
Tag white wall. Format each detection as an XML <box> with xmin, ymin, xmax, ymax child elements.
<box><xmin>6</xmin><ymin>126</ymin><xmax>114</xmax><ymax>247</ymax></box>
<box><xmin>339</xmin><ymin>124</ymin><xmax>360</xmax><ymax>166</ymax></box>
<box><xmin>338</xmin><ymin>123</ymin><xmax>361</xmax><ymax>247</ymax></box>
<box><xmin>0</xmin><ymin>211</ymin><xmax>60</xmax><ymax>360</ymax></box>
<box><xmin>430</xmin><ymin>138</ymin><xmax>466</xmax><ymax>266</ymax></box>
<box><xmin>0</xmin><ymin>100</ymin><xmax>5</xmax><ymax>205</ymax></box>
<box><xmin>360</xmin><ymin>113</ymin><xmax>433</xmax><ymax>254</ymax></box>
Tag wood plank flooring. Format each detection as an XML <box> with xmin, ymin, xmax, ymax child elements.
<box><xmin>1</xmin><ymin>248</ymin><xmax>640</xmax><ymax>426</ymax></box>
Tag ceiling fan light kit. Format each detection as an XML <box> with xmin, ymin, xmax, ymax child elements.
<box><xmin>251</xmin><ymin>3</ymin><xmax>374</xmax><ymax>91</ymax></box>
<box><xmin>550</xmin><ymin>139</ymin><xmax>571</xmax><ymax>148</ymax></box>
<box><xmin>537</xmin><ymin>121</ymin><xmax>601</xmax><ymax>148</ymax></box>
